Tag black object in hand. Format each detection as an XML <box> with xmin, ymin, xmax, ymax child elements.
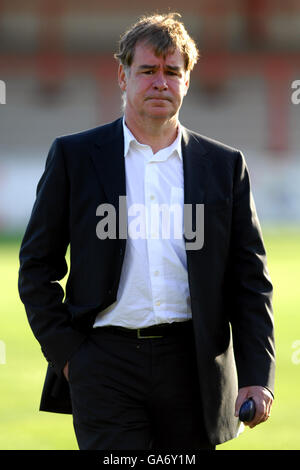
<box><xmin>239</xmin><ymin>398</ymin><xmax>256</xmax><ymax>422</ymax></box>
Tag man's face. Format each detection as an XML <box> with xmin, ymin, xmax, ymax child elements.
<box><xmin>118</xmin><ymin>42</ymin><xmax>190</xmax><ymax>122</ymax></box>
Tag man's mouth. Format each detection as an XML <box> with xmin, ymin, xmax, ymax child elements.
<box><xmin>146</xmin><ymin>96</ymin><xmax>171</xmax><ymax>102</ymax></box>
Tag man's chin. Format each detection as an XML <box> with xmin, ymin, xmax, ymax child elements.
<box><xmin>144</xmin><ymin>108</ymin><xmax>175</xmax><ymax>120</ymax></box>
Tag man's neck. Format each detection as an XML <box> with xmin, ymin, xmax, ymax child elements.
<box><xmin>124</xmin><ymin>113</ymin><xmax>179</xmax><ymax>154</ymax></box>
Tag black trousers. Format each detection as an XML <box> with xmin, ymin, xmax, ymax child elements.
<box><xmin>68</xmin><ymin>322</ymin><xmax>214</xmax><ymax>450</ymax></box>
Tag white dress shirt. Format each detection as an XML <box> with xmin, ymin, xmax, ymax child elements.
<box><xmin>93</xmin><ymin>118</ymin><xmax>192</xmax><ymax>329</ymax></box>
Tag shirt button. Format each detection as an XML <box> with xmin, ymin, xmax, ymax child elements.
<box><xmin>150</xmin><ymin>195</ymin><xmax>155</xmax><ymax>200</ymax></box>
<box><xmin>154</xmin><ymin>270</ymin><xmax>159</xmax><ymax>276</ymax></box>
<box><xmin>155</xmin><ymin>300</ymin><xmax>161</xmax><ymax>306</ymax></box>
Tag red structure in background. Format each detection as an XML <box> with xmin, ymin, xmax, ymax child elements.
<box><xmin>0</xmin><ymin>0</ymin><xmax>299</xmax><ymax>154</ymax></box>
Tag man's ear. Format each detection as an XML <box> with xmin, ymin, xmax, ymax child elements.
<box><xmin>118</xmin><ymin>64</ymin><xmax>127</xmax><ymax>92</ymax></box>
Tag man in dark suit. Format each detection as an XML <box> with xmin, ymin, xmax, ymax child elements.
<box><xmin>18</xmin><ymin>13</ymin><xmax>275</xmax><ymax>450</ymax></box>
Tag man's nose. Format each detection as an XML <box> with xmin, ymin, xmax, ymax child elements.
<box><xmin>153</xmin><ymin>72</ymin><xmax>168</xmax><ymax>90</ymax></box>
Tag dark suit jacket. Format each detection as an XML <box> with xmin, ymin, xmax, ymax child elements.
<box><xmin>18</xmin><ymin>117</ymin><xmax>275</xmax><ymax>445</ymax></box>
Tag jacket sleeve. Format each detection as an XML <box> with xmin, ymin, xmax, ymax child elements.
<box><xmin>18</xmin><ymin>138</ymin><xmax>86</xmax><ymax>375</ymax></box>
<box><xmin>228</xmin><ymin>151</ymin><xmax>275</xmax><ymax>394</ymax></box>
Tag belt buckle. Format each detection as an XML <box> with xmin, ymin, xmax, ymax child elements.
<box><xmin>137</xmin><ymin>328</ymin><xmax>163</xmax><ymax>339</ymax></box>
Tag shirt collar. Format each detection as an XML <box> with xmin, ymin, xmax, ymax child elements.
<box><xmin>122</xmin><ymin>116</ymin><xmax>182</xmax><ymax>161</ymax></box>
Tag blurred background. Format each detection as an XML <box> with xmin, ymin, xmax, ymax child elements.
<box><xmin>0</xmin><ymin>0</ymin><xmax>300</xmax><ymax>451</ymax></box>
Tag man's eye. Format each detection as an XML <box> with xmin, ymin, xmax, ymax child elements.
<box><xmin>167</xmin><ymin>71</ymin><xmax>180</xmax><ymax>77</ymax></box>
<box><xmin>143</xmin><ymin>70</ymin><xmax>154</xmax><ymax>74</ymax></box>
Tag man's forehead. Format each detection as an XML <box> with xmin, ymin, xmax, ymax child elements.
<box><xmin>132</xmin><ymin>41</ymin><xmax>185</xmax><ymax>67</ymax></box>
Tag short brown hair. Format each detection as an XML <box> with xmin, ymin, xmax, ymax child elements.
<box><xmin>114</xmin><ymin>12</ymin><xmax>199</xmax><ymax>72</ymax></box>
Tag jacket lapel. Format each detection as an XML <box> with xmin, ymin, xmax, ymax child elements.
<box><xmin>181</xmin><ymin>126</ymin><xmax>212</xmax><ymax>233</ymax></box>
<box><xmin>90</xmin><ymin>118</ymin><xmax>126</xmax><ymax>216</ymax></box>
